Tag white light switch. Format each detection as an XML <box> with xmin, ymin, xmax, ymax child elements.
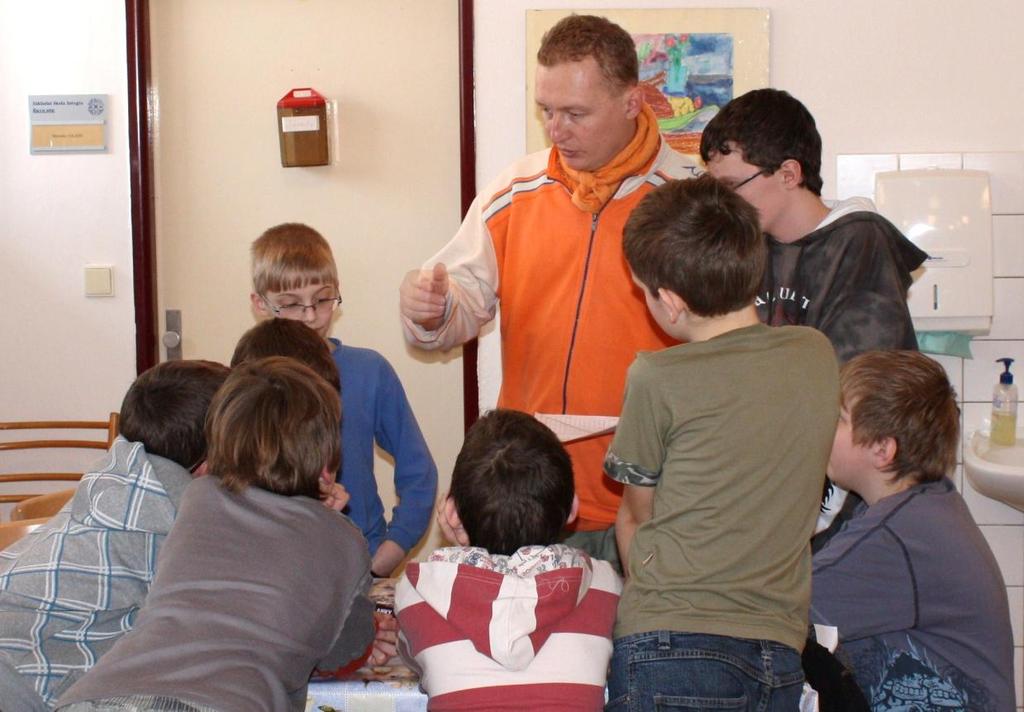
<box><xmin>84</xmin><ymin>265</ymin><xmax>114</xmax><ymax>297</ymax></box>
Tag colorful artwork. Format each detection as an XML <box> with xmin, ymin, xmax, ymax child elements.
<box><xmin>634</xmin><ymin>33</ymin><xmax>732</xmax><ymax>155</ymax></box>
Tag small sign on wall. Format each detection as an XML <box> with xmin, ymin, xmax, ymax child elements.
<box><xmin>29</xmin><ymin>94</ymin><xmax>107</xmax><ymax>153</ymax></box>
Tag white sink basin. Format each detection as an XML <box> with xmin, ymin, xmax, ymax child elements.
<box><xmin>965</xmin><ymin>427</ymin><xmax>1024</xmax><ymax>512</ymax></box>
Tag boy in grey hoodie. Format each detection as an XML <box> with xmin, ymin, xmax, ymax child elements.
<box><xmin>0</xmin><ymin>360</ymin><xmax>230</xmax><ymax>709</ymax></box>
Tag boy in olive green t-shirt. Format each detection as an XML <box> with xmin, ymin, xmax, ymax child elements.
<box><xmin>604</xmin><ymin>176</ymin><xmax>839</xmax><ymax>710</ymax></box>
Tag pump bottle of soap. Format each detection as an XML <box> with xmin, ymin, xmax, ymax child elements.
<box><xmin>991</xmin><ymin>358</ymin><xmax>1018</xmax><ymax>447</ymax></box>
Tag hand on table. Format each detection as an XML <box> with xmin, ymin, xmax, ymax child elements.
<box><xmin>369</xmin><ymin>612</ymin><xmax>399</xmax><ymax>666</ymax></box>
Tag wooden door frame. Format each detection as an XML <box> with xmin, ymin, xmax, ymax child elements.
<box><xmin>125</xmin><ymin>0</ymin><xmax>157</xmax><ymax>374</ymax></box>
<box><xmin>125</xmin><ymin>0</ymin><xmax>480</xmax><ymax>427</ymax></box>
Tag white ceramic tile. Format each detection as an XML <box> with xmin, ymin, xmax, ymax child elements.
<box><xmin>1010</xmin><ymin>586</ymin><xmax>1023</xmax><ymax>648</ymax></box>
<box><xmin>976</xmin><ymin>279</ymin><xmax>1024</xmax><ymax>341</ymax></box>
<box><xmin>965</xmin><ymin>474</ymin><xmax>1024</xmax><ymax>525</ymax></box>
<box><xmin>963</xmin><ymin>402</ymin><xmax>990</xmax><ymax>440</ymax></box>
<box><xmin>963</xmin><ymin>152</ymin><xmax>1024</xmax><ymax>215</ymax></box>
<box><xmin>964</xmin><ymin>341</ymin><xmax>1024</xmax><ymax>402</ymax></box>
<box><xmin>952</xmin><ymin>463</ymin><xmax>964</xmax><ymax>492</ymax></box>
<box><xmin>836</xmin><ymin>153</ymin><xmax>898</xmax><ymax>201</ymax></box>
<box><xmin>927</xmin><ymin>353</ymin><xmax>964</xmax><ymax>402</ymax></box>
<box><xmin>980</xmin><ymin>525</ymin><xmax>1024</xmax><ymax>586</ymax></box>
<box><xmin>899</xmin><ymin>153</ymin><xmax>962</xmax><ymax>171</ymax></box>
<box><xmin>995</xmin><ymin>216</ymin><xmax>1024</xmax><ymax>278</ymax></box>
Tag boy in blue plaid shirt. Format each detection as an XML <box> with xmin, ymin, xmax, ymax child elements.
<box><xmin>0</xmin><ymin>360</ymin><xmax>230</xmax><ymax>709</ymax></box>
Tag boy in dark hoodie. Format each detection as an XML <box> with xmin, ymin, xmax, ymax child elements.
<box><xmin>395</xmin><ymin>409</ymin><xmax>621</xmax><ymax>712</ymax></box>
<box><xmin>701</xmin><ymin>88</ymin><xmax>928</xmax><ymax>537</ymax></box>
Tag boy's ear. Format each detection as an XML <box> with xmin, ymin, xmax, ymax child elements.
<box><xmin>656</xmin><ymin>288</ymin><xmax>688</xmax><ymax>323</ymax></box>
<box><xmin>566</xmin><ymin>494</ymin><xmax>580</xmax><ymax>526</ymax></box>
<box><xmin>251</xmin><ymin>292</ymin><xmax>271</xmax><ymax>317</ymax></box>
<box><xmin>870</xmin><ymin>437</ymin><xmax>898</xmax><ymax>470</ymax></box>
<box><xmin>776</xmin><ymin>158</ymin><xmax>805</xmax><ymax>190</ymax></box>
<box><xmin>192</xmin><ymin>460</ymin><xmax>209</xmax><ymax>477</ymax></box>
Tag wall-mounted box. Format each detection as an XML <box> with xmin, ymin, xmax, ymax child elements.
<box><xmin>277</xmin><ymin>88</ymin><xmax>328</xmax><ymax>167</ymax></box>
<box><xmin>875</xmin><ymin>169</ymin><xmax>993</xmax><ymax>334</ymax></box>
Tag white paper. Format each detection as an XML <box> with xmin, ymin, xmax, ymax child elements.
<box><xmin>281</xmin><ymin>115</ymin><xmax>320</xmax><ymax>133</ymax></box>
<box><xmin>534</xmin><ymin>413</ymin><xmax>618</xmax><ymax>443</ymax></box>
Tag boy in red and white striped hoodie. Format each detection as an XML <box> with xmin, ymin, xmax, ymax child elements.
<box><xmin>395</xmin><ymin>409</ymin><xmax>621</xmax><ymax>711</ymax></box>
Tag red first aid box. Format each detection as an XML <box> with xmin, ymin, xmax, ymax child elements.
<box><xmin>277</xmin><ymin>88</ymin><xmax>328</xmax><ymax>167</ymax></box>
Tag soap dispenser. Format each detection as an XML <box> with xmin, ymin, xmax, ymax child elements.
<box><xmin>991</xmin><ymin>358</ymin><xmax>1018</xmax><ymax>447</ymax></box>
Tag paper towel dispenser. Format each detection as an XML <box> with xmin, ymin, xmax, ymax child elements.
<box><xmin>875</xmin><ymin>169</ymin><xmax>992</xmax><ymax>334</ymax></box>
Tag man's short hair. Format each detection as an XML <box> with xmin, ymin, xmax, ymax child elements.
<box><xmin>450</xmin><ymin>409</ymin><xmax>574</xmax><ymax>556</ymax></box>
<box><xmin>841</xmin><ymin>350</ymin><xmax>959</xmax><ymax>484</ymax></box>
<box><xmin>230</xmin><ymin>319</ymin><xmax>340</xmax><ymax>391</ymax></box>
<box><xmin>251</xmin><ymin>223</ymin><xmax>338</xmax><ymax>295</ymax></box>
<box><xmin>119</xmin><ymin>360</ymin><xmax>230</xmax><ymax>470</ymax></box>
<box><xmin>537</xmin><ymin>14</ymin><xmax>638</xmax><ymax>92</ymax></box>
<box><xmin>699</xmin><ymin>88</ymin><xmax>824</xmax><ymax>196</ymax></box>
<box><xmin>624</xmin><ymin>174</ymin><xmax>764</xmax><ymax>317</ymax></box>
<box><xmin>206</xmin><ymin>356</ymin><xmax>340</xmax><ymax>499</ymax></box>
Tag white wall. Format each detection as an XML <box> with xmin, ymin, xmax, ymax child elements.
<box><xmin>473</xmin><ymin>0</ymin><xmax>1024</xmax><ymax>700</ymax></box>
<box><xmin>0</xmin><ymin>0</ymin><xmax>135</xmax><ymax>421</ymax></box>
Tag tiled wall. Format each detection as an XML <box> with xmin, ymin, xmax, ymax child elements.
<box><xmin>839</xmin><ymin>152</ymin><xmax>1024</xmax><ymax>707</ymax></box>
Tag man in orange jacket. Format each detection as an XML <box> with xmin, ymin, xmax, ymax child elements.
<box><xmin>400</xmin><ymin>14</ymin><xmax>698</xmax><ymax>568</ymax></box>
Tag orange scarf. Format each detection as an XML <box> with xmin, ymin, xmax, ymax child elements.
<box><xmin>549</xmin><ymin>102</ymin><xmax>662</xmax><ymax>214</ymax></box>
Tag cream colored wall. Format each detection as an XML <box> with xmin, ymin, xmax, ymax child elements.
<box><xmin>0</xmin><ymin>0</ymin><xmax>135</xmax><ymax>422</ymax></box>
<box><xmin>149</xmin><ymin>0</ymin><xmax>463</xmax><ymax>559</ymax></box>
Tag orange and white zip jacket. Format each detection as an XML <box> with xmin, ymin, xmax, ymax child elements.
<box><xmin>403</xmin><ymin>142</ymin><xmax>699</xmax><ymax>527</ymax></box>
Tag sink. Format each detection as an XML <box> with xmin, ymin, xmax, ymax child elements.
<box><xmin>965</xmin><ymin>426</ymin><xmax>1024</xmax><ymax>512</ymax></box>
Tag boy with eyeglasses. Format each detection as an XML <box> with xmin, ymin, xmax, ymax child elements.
<box><xmin>251</xmin><ymin>223</ymin><xmax>437</xmax><ymax>577</ymax></box>
<box><xmin>700</xmin><ymin>89</ymin><xmax>927</xmax><ymax>540</ymax></box>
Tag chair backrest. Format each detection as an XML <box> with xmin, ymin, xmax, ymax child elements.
<box><xmin>0</xmin><ymin>413</ymin><xmax>119</xmax><ymax>507</ymax></box>
<box><xmin>0</xmin><ymin>517</ymin><xmax>50</xmax><ymax>551</ymax></box>
<box><xmin>10</xmin><ymin>488</ymin><xmax>76</xmax><ymax>521</ymax></box>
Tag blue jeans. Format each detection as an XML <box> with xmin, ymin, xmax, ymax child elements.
<box><xmin>607</xmin><ymin>631</ymin><xmax>803</xmax><ymax>711</ymax></box>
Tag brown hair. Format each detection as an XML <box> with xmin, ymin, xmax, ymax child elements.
<box><xmin>205</xmin><ymin>356</ymin><xmax>340</xmax><ymax>498</ymax></box>
<box><xmin>119</xmin><ymin>360</ymin><xmax>230</xmax><ymax>470</ymax></box>
<box><xmin>841</xmin><ymin>350</ymin><xmax>959</xmax><ymax>484</ymax></box>
<box><xmin>450</xmin><ymin>409</ymin><xmax>574</xmax><ymax>556</ymax></box>
<box><xmin>623</xmin><ymin>174</ymin><xmax>764</xmax><ymax>317</ymax></box>
<box><xmin>700</xmin><ymin>89</ymin><xmax>825</xmax><ymax>196</ymax></box>
<box><xmin>230</xmin><ymin>318</ymin><xmax>340</xmax><ymax>391</ymax></box>
<box><xmin>537</xmin><ymin>14</ymin><xmax>638</xmax><ymax>92</ymax></box>
<box><xmin>251</xmin><ymin>223</ymin><xmax>338</xmax><ymax>295</ymax></box>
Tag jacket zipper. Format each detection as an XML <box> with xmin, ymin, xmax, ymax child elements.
<box><xmin>561</xmin><ymin>212</ymin><xmax>600</xmax><ymax>413</ymax></box>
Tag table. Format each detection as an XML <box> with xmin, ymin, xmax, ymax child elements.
<box><xmin>306</xmin><ymin>664</ymin><xmax>427</xmax><ymax>712</ymax></box>
<box><xmin>305</xmin><ymin>577</ymin><xmax>427</xmax><ymax>711</ymax></box>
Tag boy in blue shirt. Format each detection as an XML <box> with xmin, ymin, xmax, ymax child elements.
<box><xmin>250</xmin><ymin>223</ymin><xmax>437</xmax><ymax>576</ymax></box>
<box><xmin>811</xmin><ymin>350</ymin><xmax>1014</xmax><ymax>710</ymax></box>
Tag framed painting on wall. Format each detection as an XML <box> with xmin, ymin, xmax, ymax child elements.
<box><xmin>525</xmin><ymin>8</ymin><xmax>770</xmax><ymax>157</ymax></box>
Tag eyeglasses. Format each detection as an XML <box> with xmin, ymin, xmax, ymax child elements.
<box><xmin>262</xmin><ymin>295</ymin><xmax>343</xmax><ymax>319</ymax></box>
<box><xmin>730</xmin><ymin>170</ymin><xmax>767</xmax><ymax>190</ymax></box>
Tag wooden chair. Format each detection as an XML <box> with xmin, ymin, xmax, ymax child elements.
<box><xmin>0</xmin><ymin>517</ymin><xmax>50</xmax><ymax>551</ymax></box>
<box><xmin>0</xmin><ymin>413</ymin><xmax>119</xmax><ymax>508</ymax></box>
<box><xmin>10</xmin><ymin>488</ymin><xmax>76</xmax><ymax>521</ymax></box>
